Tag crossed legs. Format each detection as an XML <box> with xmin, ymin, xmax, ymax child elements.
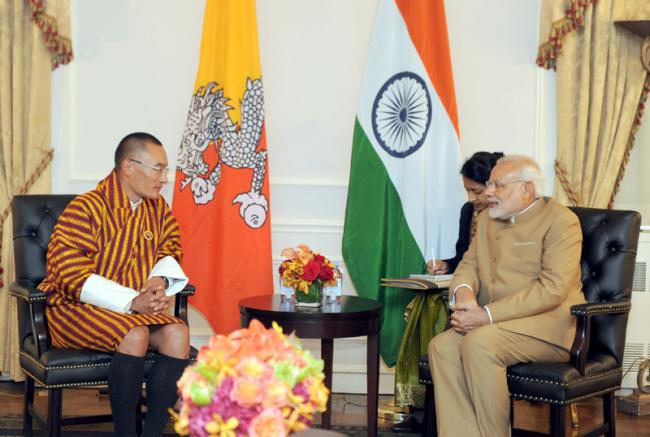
<box><xmin>428</xmin><ymin>325</ymin><xmax>568</xmax><ymax>437</ymax></box>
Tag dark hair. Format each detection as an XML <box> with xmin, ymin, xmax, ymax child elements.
<box><xmin>460</xmin><ymin>151</ymin><xmax>504</xmax><ymax>184</ymax></box>
<box><xmin>114</xmin><ymin>132</ymin><xmax>163</xmax><ymax>169</ymax></box>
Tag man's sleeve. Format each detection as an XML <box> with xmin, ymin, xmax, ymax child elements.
<box><xmin>45</xmin><ymin>199</ymin><xmax>100</xmax><ymax>301</ymax></box>
<box><xmin>486</xmin><ymin>210</ymin><xmax>582</xmax><ymax>322</ymax></box>
<box><xmin>148</xmin><ymin>256</ymin><xmax>189</xmax><ymax>296</ymax></box>
<box><xmin>448</xmin><ymin>218</ymin><xmax>481</xmax><ymax>301</ymax></box>
<box><xmin>156</xmin><ymin>201</ymin><xmax>183</xmax><ymax>263</ymax></box>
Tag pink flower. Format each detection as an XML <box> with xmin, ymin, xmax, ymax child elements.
<box><xmin>231</xmin><ymin>377</ymin><xmax>264</xmax><ymax>408</ymax></box>
<box><xmin>262</xmin><ymin>380</ymin><xmax>289</xmax><ymax>409</ymax></box>
<box><xmin>248</xmin><ymin>408</ymin><xmax>286</xmax><ymax>437</ymax></box>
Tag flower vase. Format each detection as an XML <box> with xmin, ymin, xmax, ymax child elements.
<box><xmin>295</xmin><ymin>282</ymin><xmax>322</xmax><ymax>307</ymax></box>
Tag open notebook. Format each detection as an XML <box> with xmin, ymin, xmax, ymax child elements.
<box><xmin>380</xmin><ymin>274</ymin><xmax>453</xmax><ymax>290</ymax></box>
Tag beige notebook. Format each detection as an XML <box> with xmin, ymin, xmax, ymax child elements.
<box><xmin>380</xmin><ymin>274</ymin><xmax>452</xmax><ymax>290</ymax></box>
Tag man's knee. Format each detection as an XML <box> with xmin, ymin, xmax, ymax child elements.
<box><xmin>158</xmin><ymin>323</ymin><xmax>190</xmax><ymax>357</ymax></box>
<box><xmin>428</xmin><ymin>329</ymin><xmax>461</xmax><ymax>362</ymax></box>
<box><xmin>166</xmin><ymin>323</ymin><xmax>189</xmax><ymax>345</ymax></box>
<box><xmin>119</xmin><ymin>326</ymin><xmax>150</xmax><ymax>355</ymax></box>
<box><xmin>459</xmin><ymin>325</ymin><xmax>502</xmax><ymax>365</ymax></box>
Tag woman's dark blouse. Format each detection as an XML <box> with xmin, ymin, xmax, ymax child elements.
<box><xmin>442</xmin><ymin>201</ymin><xmax>474</xmax><ymax>273</ymax></box>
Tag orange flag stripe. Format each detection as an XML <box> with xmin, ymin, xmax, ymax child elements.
<box><xmin>395</xmin><ymin>0</ymin><xmax>460</xmax><ymax>136</ymax></box>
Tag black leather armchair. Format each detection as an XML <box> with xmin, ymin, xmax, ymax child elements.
<box><xmin>10</xmin><ymin>194</ymin><xmax>196</xmax><ymax>437</ymax></box>
<box><xmin>418</xmin><ymin>206</ymin><xmax>641</xmax><ymax>437</ymax></box>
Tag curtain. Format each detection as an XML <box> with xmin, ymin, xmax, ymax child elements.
<box><xmin>538</xmin><ymin>0</ymin><xmax>649</xmax><ymax>208</ymax></box>
<box><xmin>0</xmin><ymin>0</ymin><xmax>72</xmax><ymax>380</ymax></box>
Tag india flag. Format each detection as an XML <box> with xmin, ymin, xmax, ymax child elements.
<box><xmin>342</xmin><ymin>0</ymin><xmax>465</xmax><ymax>366</ymax></box>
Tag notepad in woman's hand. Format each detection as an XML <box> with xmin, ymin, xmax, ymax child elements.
<box><xmin>380</xmin><ymin>274</ymin><xmax>452</xmax><ymax>290</ymax></box>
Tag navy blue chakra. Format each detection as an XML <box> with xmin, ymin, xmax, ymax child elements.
<box><xmin>371</xmin><ymin>71</ymin><xmax>432</xmax><ymax>158</ymax></box>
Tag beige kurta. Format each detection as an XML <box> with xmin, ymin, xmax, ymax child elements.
<box><xmin>449</xmin><ymin>197</ymin><xmax>585</xmax><ymax>350</ymax></box>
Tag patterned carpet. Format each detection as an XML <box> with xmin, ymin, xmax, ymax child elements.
<box><xmin>0</xmin><ymin>413</ymin><xmax>409</xmax><ymax>437</ymax></box>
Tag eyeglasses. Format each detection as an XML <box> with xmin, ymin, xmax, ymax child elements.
<box><xmin>129</xmin><ymin>158</ymin><xmax>169</xmax><ymax>177</ymax></box>
<box><xmin>485</xmin><ymin>179</ymin><xmax>528</xmax><ymax>191</ymax></box>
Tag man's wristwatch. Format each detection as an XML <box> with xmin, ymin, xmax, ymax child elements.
<box><xmin>158</xmin><ymin>276</ymin><xmax>170</xmax><ymax>289</ymax></box>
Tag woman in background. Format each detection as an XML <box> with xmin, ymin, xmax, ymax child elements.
<box><xmin>393</xmin><ymin>150</ymin><xmax>504</xmax><ymax>434</ymax></box>
<box><xmin>427</xmin><ymin>151</ymin><xmax>504</xmax><ymax>275</ymax></box>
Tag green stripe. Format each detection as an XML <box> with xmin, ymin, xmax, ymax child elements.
<box><xmin>342</xmin><ymin>118</ymin><xmax>425</xmax><ymax>367</ymax></box>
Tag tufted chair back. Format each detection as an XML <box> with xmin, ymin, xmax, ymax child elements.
<box><xmin>10</xmin><ymin>194</ymin><xmax>197</xmax><ymax>437</ymax></box>
<box><xmin>13</xmin><ymin>195</ymin><xmax>76</xmax><ymax>351</ymax></box>
<box><xmin>570</xmin><ymin>207</ymin><xmax>639</xmax><ymax>367</ymax></box>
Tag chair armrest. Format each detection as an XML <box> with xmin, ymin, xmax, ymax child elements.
<box><xmin>569</xmin><ymin>300</ymin><xmax>631</xmax><ymax>376</ymax></box>
<box><xmin>9</xmin><ymin>280</ymin><xmax>47</xmax><ymax>303</ymax></box>
<box><xmin>177</xmin><ymin>284</ymin><xmax>195</xmax><ymax>297</ymax></box>
<box><xmin>9</xmin><ymin>280</ymin><xmax>50</xmax><ymax>356</ymax></box>
<box><xmin>570</xmin><ymin>301</ymin><xmax>631</xmax><ymax>317</ymax></box>
<box><xmin>174</xmin><ymin>284</ymin><xmax>195</xmax><ymax>324</ymax></box>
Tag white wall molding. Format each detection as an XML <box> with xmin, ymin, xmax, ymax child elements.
<box><xmin>271</xmin><ymin>177</ymin><xmax>349</xmax><ymax>188</ymax></box>
<box><xmin>271</xmin><ymin>218</ymin><xmax>344</xmax><ymax>235</ymax></box>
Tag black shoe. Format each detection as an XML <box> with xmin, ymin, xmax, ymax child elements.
<box><xmin>390</xmin><ymin>415</ymin><xmax>422</xmax><ymax>433</ymax></box>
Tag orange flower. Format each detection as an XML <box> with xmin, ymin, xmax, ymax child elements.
<box><xmin>280</xmin><ymin>247</ymin><xmax>298</xmax><ymax>260</ymax></box>
<box><xmin>296</xmin><ymin>247</ymin><xmax>314</xmax><ymax>266</ymax></box>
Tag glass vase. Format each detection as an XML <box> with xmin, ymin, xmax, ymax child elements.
<box><xmin>295</xmin><ymin>281</ymin><xmax>322</xmax><ymax>307</ymax></box>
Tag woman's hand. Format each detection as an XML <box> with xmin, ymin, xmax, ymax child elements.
<box><xmin>426</xmin><ymin>259</ymin><xmax>449</xmax><ymax>275</ymax></box>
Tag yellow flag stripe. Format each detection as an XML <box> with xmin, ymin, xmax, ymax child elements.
<box><xmin>195</xmin><ymin>0</ymin><xmax>262</xmax><ymax>124</ymax></box>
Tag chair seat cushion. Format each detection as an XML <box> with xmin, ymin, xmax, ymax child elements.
<box><xmin>419</xmin><ymin>353</ymin><xmax>622</xmax><ymax>405</ymax></box>
<box><xmin>419</xmin><ymin>354</ymin><xmax>432</xmax><ymax>384</ymax></box>
<box><xmin>21</xmin><ymin>336</ymin><xmax>198</xmax><ymax>388</ymax></box>
<box><xmin>506</xmin><ymin>353</ymin><xmax>621</xmax><ymax>404</ymax></box>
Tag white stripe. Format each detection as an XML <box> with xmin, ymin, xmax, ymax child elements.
<box><xmin>357</xmin><ymin>0</ymin><xmax>465</xmax><ymax>259</ymax></box>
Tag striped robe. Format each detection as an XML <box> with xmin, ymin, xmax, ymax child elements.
<box><xmin>38</xmin><ymin>171</ymin><xmax>185</xmax><ymax>352</ymax></box>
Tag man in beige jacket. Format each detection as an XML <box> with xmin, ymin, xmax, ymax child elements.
<box><xmin>428</xmin><ymin>155</ymin><xmax>585</xmax><ymax>437</ymax></box>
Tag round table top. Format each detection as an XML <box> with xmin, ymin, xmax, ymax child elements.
<box><xmin>239</xmin><ymin>294</ymin><xmax>382</xmax><ymax>322</ymax></box>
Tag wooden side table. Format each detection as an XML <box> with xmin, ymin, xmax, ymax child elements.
<box><xmin>239</xmin><ymin>295</ymin><xmax>382</xmax><ymax>436</ymax></box>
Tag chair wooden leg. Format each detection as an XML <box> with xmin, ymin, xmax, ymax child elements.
<box><xmin>136</xmin><ymin>395</ymin><xmax>144</xmax><ymax>435</ymax></box>
<box><xmin>23</xmin><ymin>376</ymin><xmax>34</xmax><ymax>437</ymax></box>
<box><xmin>422</xmin><ymin>383</ymin><xmax>438</xmax><ymax>437</ymax></box>
<box><xmin>47</xmin><ymin>388</ymin><xmax>62</xmax><ymax>437</ymax></box>
<box><xmin>603</xmin><ymin>391</ymin><xmax>616</xmax><ymax>437</ymax></box>
<box><xmin>570</xmin><ymin>403</ymin><xmax>579</xmax><ymax>428</ymax></box>
<box><xmin>550</xmin><ymin>404</ymin><xmax>566</xmax><ymax>437</ymax></box>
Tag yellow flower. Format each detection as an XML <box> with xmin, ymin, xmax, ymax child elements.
<box><xmin>171</xmin><ymin>410</ymin><xmax>189</xmax><ymax>436</ymax></box>
<box><xmin>236</xmin><ymin>357</ymin><xmax>268</xmax><ymax>379</ymax></box>
<box><xmin>205</xmin><ymin>414</ymin><xmax>239</xmax><ymax>437</ymax></box>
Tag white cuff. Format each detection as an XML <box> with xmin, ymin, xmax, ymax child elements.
<box><xmin>483</xmin><ymin>305</ymin><xmax>493</xmax><ymax>324</ymax></box>
<box><xmin>450</xmin><ymin>283</ymin><xmax>473</xmax><ymax>307</ymax></box>
<box><xmin>148</xmin><ymin>256</ymin><xmax>189</xmax><ymax>296</ymax></box>
<box><xmin>80</xmin><ymin>274</ymin><xmax>139</xmax><ymax>313</ymax></box>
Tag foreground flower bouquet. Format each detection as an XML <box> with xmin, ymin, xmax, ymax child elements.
<box><xmin>173</xmin><ymin>319</ymin><xmax>329</xmax><ymax>437</ymax></box>
<box><xmin>279</xmin><ymin>244</ymin><xmax>339</xmax><ymax>306</ymax></box>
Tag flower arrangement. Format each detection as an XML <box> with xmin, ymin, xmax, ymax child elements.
<box><xmin>278</xmin><ymin>244</ymin><xmax>338</xmax><ymax>297</ymax></box>
<box><xmin>173</xmin><ymin>319</ymin><xmax>329</xmax><ymax>437</ymax></box>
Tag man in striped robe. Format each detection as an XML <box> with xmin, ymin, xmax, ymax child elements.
<box><xmin>39</xmin><ymin>132</ymin><xmax>190</xmax><ymax>437</ymax></box>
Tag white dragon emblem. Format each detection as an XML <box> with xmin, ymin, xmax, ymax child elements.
<box><xmin>176</xmin><ymin>79</ymin><xmax>268</xmax><ymax>229</ymax></box>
